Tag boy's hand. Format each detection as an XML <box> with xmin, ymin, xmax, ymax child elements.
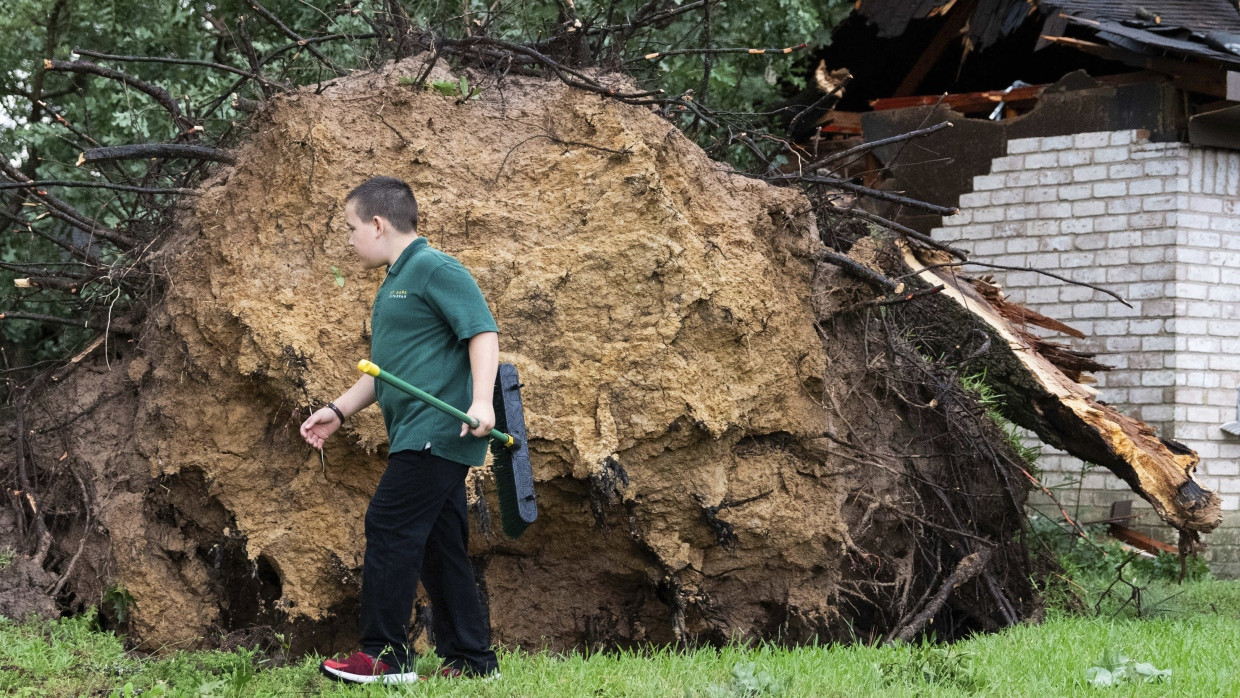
<box><xmin>461</xmin><ymin>400</ymin><xmax>495</xmax><ymax>438</ymax></box>
<box><xmin>301</xmin><ymin>407</ymin><xmax>342</xmax><ymax>449</ymax></box>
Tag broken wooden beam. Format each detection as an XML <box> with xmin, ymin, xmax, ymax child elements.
<box><xmin>892</xmin><ymin>245</ymin><xmax>1222</xmax><ymax>539</ymax></box>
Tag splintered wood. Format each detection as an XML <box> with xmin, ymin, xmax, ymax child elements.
<box><xmin>901</xmin><ymin>245</ymin><xmax>1221</xmax><ymax>540</ymax></box>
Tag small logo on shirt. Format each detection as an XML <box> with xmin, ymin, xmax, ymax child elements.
<box><xmin>388</xmin><ymin>290</ymin><xmax>408</xmax><ymax>299</ymax></box>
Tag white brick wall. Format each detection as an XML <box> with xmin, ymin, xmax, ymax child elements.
<box><xmin>933</xmin><ymin>129</ymin><xmax>1240</xmax><ymax>512</ymax></box>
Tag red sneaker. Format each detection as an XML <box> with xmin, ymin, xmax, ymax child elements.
<box><xmin>320</xmin><ymin>651</ymin><xmax>419</xmax><ymax>684</ymax></box>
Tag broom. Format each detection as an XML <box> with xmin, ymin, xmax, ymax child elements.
<box><xmin>357</xmin><ymin>359</ymin><xmax>537</xmax><ymax>538</ymax></box>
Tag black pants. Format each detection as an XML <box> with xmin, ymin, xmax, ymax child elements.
<box><xmin>359</xmin><ymin>448</ymin><xmax>499</xmax><ymax>674</ymax></box>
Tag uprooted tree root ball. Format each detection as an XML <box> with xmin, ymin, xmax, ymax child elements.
<box><xmin>3</xmin><ymin>58</ymin><xmax>1044</xmax><ymax>652</ymax></box>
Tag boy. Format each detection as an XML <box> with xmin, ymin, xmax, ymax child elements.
<box><xmin>300</xmin><ymin>176</ymin><xmax>501</xmax><ymax>684</ymax></box>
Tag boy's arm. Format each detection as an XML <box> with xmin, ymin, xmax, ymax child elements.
<box><xmin>460</xmin><ymin>331</ymin><xmax>499</xmax><ymax>438</ymax></box>
<box><xmin>300</xmin><ymin>374</ymin><xmax>377</xmax><ymax>448</ymax></box>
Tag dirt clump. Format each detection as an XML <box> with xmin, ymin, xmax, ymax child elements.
<box><xmin>9</xmin><ymin>57</ymin><xmax>1034</xmax><ymax>652</ymax></box>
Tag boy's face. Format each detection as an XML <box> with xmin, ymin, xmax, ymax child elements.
<box><xmin>345</xmin><ymin>199</ymin><xmax>384</xmax><ymax>268</ymax></box>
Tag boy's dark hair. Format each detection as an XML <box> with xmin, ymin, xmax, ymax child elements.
<box><xmin>347</xmin><ymin>176</ymin><xmax>418</xmax><ymax>232</ymax></box>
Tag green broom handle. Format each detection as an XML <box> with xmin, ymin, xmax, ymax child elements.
<box><xmin>358</xmin><ymin>360</ymin><xmax>515</xmax><ymax>448</ymax></box>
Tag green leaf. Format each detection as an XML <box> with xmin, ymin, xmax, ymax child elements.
<box><xmin>329</xmin><ymin>266</ymin><xmax>344</xmax><ymax>287</ymax></box>
<box><xmin>429</xmin><ymin>79</ymin><xmax>461</xmax><ymax>96</ymax></box>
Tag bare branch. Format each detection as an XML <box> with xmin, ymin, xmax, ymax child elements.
<box><xmin>247</xmin><ymin>0</ymin><xmax>347</xmax><ymax>77</ymax></box>
<box><xmin>0</xmin><ymin>180</ymin><xmax>198</xmax><ymax>195</ymax></box>
<box><xmin>78</xmin><ymin>144</ymin><xmax>236</xmax><ymax>166</ymax></box>
<box><xmin>44</xmin><ymin>59</ymin><xmax>196</xmax><ymax>133</ymax></box>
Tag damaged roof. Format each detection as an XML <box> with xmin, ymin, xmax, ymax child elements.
<box><xmin>855</xmin><ymin>0</ymin><xmax>1240</xmax><ymax>68</ymax></box>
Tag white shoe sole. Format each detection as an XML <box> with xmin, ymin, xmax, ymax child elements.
<box><xmin>321</xmin><ymin>663</ymin><xmax>420</xmax><ymax>684</ymax></box>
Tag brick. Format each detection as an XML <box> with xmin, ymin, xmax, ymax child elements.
<box><xmin>1110</xmin><ymin>131</ymin><xmax>1139</xmax><ymax>146</ymax></box>
<box><xmin>1025</xmin><ymin>152</ymin><xmax>1059</xmax><ymax>169</ymax></box>
<box><xmin>1073</xmin><ymin>301</ymin><xmax>1107</xmax><ymax>317</ymax></box>
<box><xmin>1106</xmin><ymin>197</ymin><xmax>1142</xmax><ymax>214</ymax></box>
<box><xmin>1106</xmin><ymin>266</ymin><xmax>1141</xmax><ymax>283</ymax></box>
<box><xmin>1141</xmin><ymin>299</ymin><xmax>1175</xmax><ymax>315</ymax></box>
<box><xmin>1129</xmin><ymin>387</ymin><xmax>1166</xmax><ymax>404</ymax></box>
<box><xmin>1130</xmin><ymin>212</ymin><xmax>1169</xmax><ymax>228</ymax></box>
<box><xmin>1142</xmin><ymin>370</ymin><xmax>1175</xmax><ymax>386</ymax></box>
<box><xmin>973</xmin><ymin>207</ymin><xmax>1006</xmax><ymax>223</ymax></box>
<box><xmin>1211</xmin><ymin>354</ymin><xmax>1240</xmax><ymax>371</ymax></box>
<box><xmin>1006</xmin><ymin>171</ymin><xmax>1041</xmax><ymax>187</ymax></box>
<box><xmin>1095</xmin><ymin>319</ymin><xmax>1129</xmax><ymax>335</ymax></box>
<box><xmin>1060</xmin><ymin>252</ymin><xmax>1095</xmax><ymax>268</ymax></box>
<box><xmin>1005</xmin><ymin>205</ymin><xmax>1035</xmax><ymax>221</ymax></box>
<box><xmin>1208</xmin><ymin>285</ymin><xmax>1240</xmax><ymax>302</ymax></box>
<box><xmin>1129</xmin><ymin>318</ymin><xmax>1165</xmax><ymax>334</ymax></box>
<box><xmin>1126</xmin><ymin>281</ymin><xmax>1163</xmax><ymax>299</ymax></box>
<box><xmin>1093</xmin><ymin>215</ymin><xmax>1129</xmax><ymax>232</ymax></box>
<box><xmin>1188</xmin><ymin>195</ymin><xmax>1224</xmax><ymax>213</ymax></box>
<box><xmin>1183</xmin><ymin>266</ymin><xmax>1221</xmax><ymax>284</ymax></box>
<box><xmin>1166</xmin><ymin>176</ymin><xmax>1190</xmax><ymax>193</ymax></box>
<box><xmin>1042</xmin><ymin>135</ymin><xmax>1074</xmax><ymax>150</ymax></box>
<box><xmin>1104</xmin><ymin>336</ymin><xmax>1141</xmax><ymax>352</ymax></box>
<box><xmin>1092</xmin><ymin>146</ymin><xmax>1129</xmax><ymax>163</ymax></box>
<box><xmin>1007</xmin><ymin>137</ymin><xmax>1041</xmax><ymax>154</ymax></box>
<box><xmin>1142</xmin><ymin>195</ymin><xmax>1180</xmax><ymax>211</ymax></box>
<box><xmin>1073</xmin><ymin>165</ymin><xmax>1108</xmax><ymax>182</ymax></box>
<box><xmin>1128</xmin><ymin>247</ymin><xmax>1165</xmax><ymax>264</ymax></box>
<box><xmin>1141</xmin><ymin>229</ymin><xmax>1175</xmax><ymax>245</ymax></box>
<box><xmin>1145</xmin><ymin>160</ymin><xmax>1186</xmax><ymax>176</ymax></box>
<box><xmin>991</xmin><ymin>187</ymin><xmax>1024</xmax><ymax>205</ymax></box>
<box><xmin>1057</xmin><ymin>184</ymin><xmax>1093</xmax><ymax>200</ymax></box>
<box><xmin>1139</xmin><ymin>336</ymin><xmax>1173</xmax><ymax>353</ymax></box>
<box><xmin>1210</xmin><ymin>216</ymin><xmax>1240</xmax><ymax>233</ymax></box>
<box><xmin>1177</xmin><ymin>282</ymin><xmax>1209</xmax><ymax>300</ymax></box>
<box><xmin>1128</xmin><ymin>178</ymin><xmax>1165</xmax><ymax>196</ymax></box>
<box><xmin>1093</xmin><ymin>181</ymin><xmax>1128</xmax><ymax>198</ymax></box>
<box><xmin>1062</xmin><ymin>218</ymin><xmax>1095</xmax><ymax>234</ymax></box>
<box><xmin>1038</xmin><ymin>202</ymin><xmax>1072</xmax><ymax>218</ymax></box>
<box><xmin>1006</xmin><ymin>238</ymin><xmax>1039</xmax><ymax>254</ymax></box>
<box><xmin>993</xmin><ymin>222</ymin><xmax>1027</xmax><ymax>238</ymax></box>
<box><xmin>1140</xmin><ymin>263</ymin><xmax>1175</xmax><ymax>281</ymax></box>
<box><xmin>1038</xmin><ymin>170</ymin><xmax>1073</xmax><ymax>185</ymax></box>
<box><xmin>1024</xmin><ymin>186</ymin><xmax>1059</xmax><ymax>203</ymax></box>
<box><xmin>1039</xmin><ymin>235</ymin><xmax>1074</xmax><ymax>251</ymax></box>
<box><xmin>1074</xmin><ymin>132</ymin><xmax>1111</xmax><ymax>148</ymax></box>
<box><xmin>990</xmin><ymin>155</ymin><xmax>1025</xmax><ymax>172</ymax></box>
<box><xmin>972</xmin><ymin>239</ymin><xmax>1007</xmax><ymax>256</ymax></box>
<box><xmin>1176</xmin><ymin>213</ymin><xmax>1212</xmax><ymax>229</ymax></box>
<box><xmin>1108</xmin><ymin>163</ymin><xmax>1144</xmax><ymax>179</ymax></box>
<box><xmin>1105</xmin><ymin>231</ymin><xmax>1140</xmax><ymax>247</ymax></box>
<box><xmin>973</xmin><ymin>174</ymin><xmax>1006</xmax><ymax>191</ymax></box>
<box><xmin>1178</xmin><ymin>247</ymin><xmax>1209</xmax><ymax>264</ymax></box>
<box><xmin>1029</xmin><ymin>219</ymin><xmax>1060</xmax><ymax>235</ymax></box>
<box><xmin>959</xmin><ymin>191</ymin><xmax>992</xmax><ymax>208</ymax></box>
<box><xmin>1183</xmin><ymin>301</ymin><xmax>1222</xmax><ymax>318</ymax></box>
<box><xmin>1059</xmin><ymin>150</ymin><xmax>1093</xmax><ymax>167</ymax></box>
<box><xmin>1095</xmin><ymin>248</ymin><xmax>1128</xmax><ymax>265</ymax></box>
<box><xmin>1073</xmin><ymin>233</ymin><xmax>1108</xmax><ymax>250</ymax></box>
<box><xmin>1106</xmin><ymin>301</ymin><xmax>1141</xmax><ymax>317</ymax></box>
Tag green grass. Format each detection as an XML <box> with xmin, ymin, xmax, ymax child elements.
<box><xmin>3</xmin><ymin>577</ymin><xmax>1240</xmax><ymax>697</ymax></box>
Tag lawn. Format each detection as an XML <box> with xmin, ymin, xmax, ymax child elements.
<box><xmin>3</xmin><ymin>573</ymin><xmax>1239</xmax><ymax>697</ymax></box>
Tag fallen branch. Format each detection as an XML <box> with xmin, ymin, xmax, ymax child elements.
<box><xmin>44</xmin><ymin>59</ymin><xmax>196</xmax><ymax>133</ymax></box>
<box><xmin>0</xmin><ymin>180</ymin><xmax>198</xmax><ymax>196</ymax></box>
<box><xmin>816</xmin><ymin>250</ymin><xmax>898</xmax><ymax>292</ymax></box>
<box><xmin>0</xmin><ymin>161</ymin><xmax>138</xmax><ymax>249</ymax></box>
<box><xmin>78</xmin><ymin>144</ymin><xmax>236</xmax><ymax>166</ymax></box>
<box><xmin>247</xmin><ymin>0</ymin><xmax>346</xmax><ymax>77</ymax></box>
<box><xmin>71</xmin><ymin>48</ymin><xmax>284</xmax><ymax>91</ymax></box>
<box><xmin>775</xmin><ymin>173</ymin><xmax>959</xmax><ymax>216</ymax></box>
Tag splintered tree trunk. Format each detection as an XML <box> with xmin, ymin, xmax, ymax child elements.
<box><xmin>895</xmin><ymin>245</ymin><xmax>1221</xmax><ymax>541</ymax></box>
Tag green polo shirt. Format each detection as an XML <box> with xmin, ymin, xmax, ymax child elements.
<box><xmin>370</xmin><ymin>237</ymin><xmax>499</xmax><ymax>466</ymax></box>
